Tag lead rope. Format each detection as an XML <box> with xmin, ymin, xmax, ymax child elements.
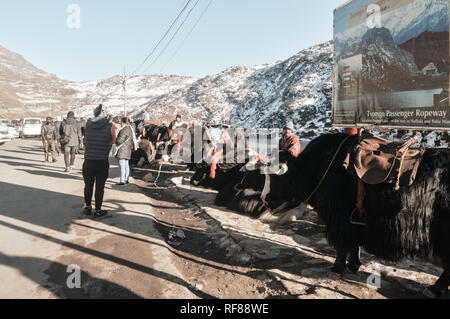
<box><xmin>153</xmin><ymin>164</ymin><xmax>163</xmax><ymax>188</ymax></box>
<box><xmin>301</xmin><ymin>135</ymin><xmax>352</xmax><ymax>205</ymax></box>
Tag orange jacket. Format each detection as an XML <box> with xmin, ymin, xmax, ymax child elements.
<box><xmin>344</xmin><ymin>128</ymin><xmax>358</xmax><ymax>136</ymax></box>
<box><xmin>279</xmin><ymin>134</ymin><xmax>301</xmax><ymax>158</ymax></box>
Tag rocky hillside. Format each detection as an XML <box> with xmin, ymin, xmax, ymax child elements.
<box><xmin>0</xmin><ymin>42</ymin><xmax>334</xmax><ymax>132</ymax></box>
<box><xmin>0</xmin><ymin>42</ymin><xmax>448</xmax><ymax>146</ymax></box>
<box><xmin>143</xmin><ymin>42</ymin><xmax>333</xmax><ymax>130</ymax></box>
<box><xmin>0</xmin><ymin>44</ymin><xmax>196</xmax><ymax>120</ymax></box>
<box><xmin>0</xmin><ymin>45</ymin><xmax>73</xmax><ymax>119</ymax></box>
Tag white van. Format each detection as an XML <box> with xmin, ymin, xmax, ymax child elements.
<box><xmin>21</xmin><ymin>118</ymin><xmax>42</xmax><ymax>138</ymax></box>
<box><xmin>0</xmin><ymin>125</ymin><xmax>11</xmax><ymax>145</ymax></box>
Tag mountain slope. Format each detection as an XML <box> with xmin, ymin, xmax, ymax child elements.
<box><xmin>139</xmin><ymin>41</ymin><xmax>333</xmax><ymax>130</ymax></box>
<box><xmin>0</xmin><ymin>44</ymin><xmax>196</xmax><ymax>120</ymax></box>
<box><xmin>0</xmin><ymin>45</ymin><xmax>74</xmax><ymax>118</ymax></box>
<box><xmin>0</xmin><ymin>42</ymin><xmax>448</xmax><ymax>147</ymax></box>
<box><xmin>335</xmin><ymin>0</ymin><xmax>449</xmax><ymax>52</ymax></box>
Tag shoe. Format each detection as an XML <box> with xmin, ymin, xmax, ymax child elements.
<box><xmin>70</xmin><ymin>166</ymin><xmax>76</xmax><ymax>170</ymax></box>
<box><xmin>126</xmin><ymin>181</ymin><xmax>130</xmax><ymax>185</ymax></box>
<box><xmin>83</xmin><ymin>206</ymin><xmax>93</xmax><ymax>216</ymax></box>
<box><xmin>53</xmin><ymin>159</ymin><xmax>58</xmax><ymax>163</ymax></box>
<box><xmin>65</xmin><ymin>168</ymin><xmax>70</xmax><ymax>172</ymax></box>
<box><xmin>115</xmin><ymin>183</ymin><xmax>126</xmax><ymax>186</ymax></box>
<box><xmin>93</xmin><ymin>210</ymin><xmax>109</xmax><ymax>220</ymax></box>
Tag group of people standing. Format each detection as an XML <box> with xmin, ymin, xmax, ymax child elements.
<box><xmin>41</xmin><ymin>105</ymin><xmax>138</xmax><ymax>220</ymax></box>
<box><xmin>41</xmin><ymin>106</ymin><xmax>304</xmax><ymax>221</ymax></box>
<box><xmin>41</xmin><ymin>111</ymin><xmax>83</xmax><ymax>172</ymax></box>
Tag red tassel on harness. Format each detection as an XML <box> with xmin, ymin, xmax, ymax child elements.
<box><xmin>209</xmin><ymin>150</ymin><xmax>223</xmax><ymax>179</ymax></box>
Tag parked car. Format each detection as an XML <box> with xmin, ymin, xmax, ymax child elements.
<box><xmin>11</xmin><ymin>119</ymin><xmax>23</xmax><ymax>136</ymax></box>
<box><xmin>0</xmin><ymin>119</ymin><xmax>11</xmax><ymax>126</ymax></box>
<box><xmin>0</xmin><ymin>125</ymin><xmax>11</xmax><ymax>145</ymax></box>
<box><xmin>21</xmin><ymin>118</ymin><xmax>42</xmax><ymax>138</ymax></box>
<box><xmin>5</xmin><ymin>124</ymin><xmax>19</xmax><ymax>139</ymax></box>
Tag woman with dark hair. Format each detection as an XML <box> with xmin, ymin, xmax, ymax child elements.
<box><xmin>115</xmin><ymin>117</ymin><xmax>137</xmax><ymax>186</ymax></box>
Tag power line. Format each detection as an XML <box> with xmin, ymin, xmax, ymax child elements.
<box><xmin>130</xmin><ymin>0</ymin><xmax>193</xmax><ymax>76</ymax></box>
<box><xmin>160</xmin><ymin>0</ymin><xmax>214</xmax><ymax>73</ymax></box>
<box><xmin>142</xmin><ymin>0</ymin><xmax>201</xmax><ymax>74</ymax></box>
<box><xmin>112</xmin><ymin>0</ymin><xmax>202</xmax><ymax>115</ymax></box>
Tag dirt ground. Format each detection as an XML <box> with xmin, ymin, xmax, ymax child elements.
<box><xmin>131</xmin><ymin>161</ymin><xmax>447</xmax><ymax>299</ymax></box>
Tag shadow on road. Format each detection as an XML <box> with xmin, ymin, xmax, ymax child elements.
<box><xmin>0</xmin><ymin>219</ymin><xmax>215</xmax><ymax>299</ymax></box>
<box><xmin>0</xmin><ymin>252</ymin><xmax>142</xmax><ymax>299</ymax></box>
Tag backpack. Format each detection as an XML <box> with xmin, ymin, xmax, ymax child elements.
<box><xmin>60</xmin><ymin>123</ymin><xmax>72</xmax><ymax>145</ymax></box>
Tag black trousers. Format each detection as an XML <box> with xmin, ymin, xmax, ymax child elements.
<box><xmin>82</xmin><ymin>160</ymin><xmax>110</xmax><ymax>211</ymax></box>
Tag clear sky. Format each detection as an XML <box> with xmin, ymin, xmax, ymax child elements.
<box><xmin>0</xmin><ymin>0</ymin><xmax>344</xmax><ymax>82</ymax></box>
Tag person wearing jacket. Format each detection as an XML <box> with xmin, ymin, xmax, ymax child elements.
<box><xmin>54</xmin><ymin>117</ymin><xmax>62</xmax><ymax>157</ymax></box>
<box><xmin>115</xmin><ymin>117</ymin><xmax>137</xmax><ymax>186</ymax></box>
<box><xmin>41</xmin><ymin>117</ymin><xmax>58</xmax><ymax>163</ymax></box>
<box><xmin>169</xmin><ymin>114</ymin><xmax>183</xmax><ymax>131</ymax></box>
<box><xmin>82</xmin><ymin>104</ymin><xmax>117</xmax><ymax>219</ymax></box>
<box><xmin>279</xmin><ymin>120</ymin><xmax>301</xmax><ymax>158</ymax></box>
<box><xmin>61</xmin><ymin>111</ymin><xmax>83</xmax><ymax>172</ymax></box>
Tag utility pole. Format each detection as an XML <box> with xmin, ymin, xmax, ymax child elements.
<box><xmin>123</xmin><ymin>65</ymin><xmax>127</xmax><ymax>117</ymax></box>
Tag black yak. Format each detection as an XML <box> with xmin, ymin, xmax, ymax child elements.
<box><xmin>276</xmin><ymin>133</ymin><xmax>450</xmax><ymax>298</ymax></box>
<box><xmin>189</xmin><ymin>126</ymin><xmax>249</xmax><ymax>184</ymax></box>
<box><xmin>134</xmin><ymin>120</ymin><xmax>173</xmax><ymax>160</ymax></box>
<box><xmin>191</xmin><ymin>162</ymin><xmax>244</xmax><ymax>190</ymax></box>
<box><xmin>213</xmin><ymin>152</ymin><xmax>302</xmax><ymax>224</ymax></box>
<box><xmin>130</xmin><ymin>139</ymin><xmax>156</xmax><ymax>167</ymax></box>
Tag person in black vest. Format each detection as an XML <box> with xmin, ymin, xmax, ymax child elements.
<box><xmin>82</xmin><ymin>104</ymin><xmax>117</xmax><ymax>219</ymax></box>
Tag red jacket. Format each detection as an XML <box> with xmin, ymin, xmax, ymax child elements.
<box><xmin>279</xmin><ymin>134</ymin><xmax>301</xmax><ymax>158</ymax></box>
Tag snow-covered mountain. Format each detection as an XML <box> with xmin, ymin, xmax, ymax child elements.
<box><xmin>0</xmin><ymin>45</ymin><xmax>73</xmax><ymax>118</ymax></box>
<box><xmin>0</xmin><ymin>42</ymin><xmax>334</xmax><ymax>134</ymax></box>
<box><xmin>0</xmin><ymin>41</ymin><xmax>448</xmax><ymax>146</ymax></box>
<box><xmin>340</xmin><ymin>27</ymin><xmax>418</xmax><ymax>91</ymax></box>
<box><xmin>389</xmin><ymin>0</ymin><xmax>448</xmax><ymax>44</ymax></box>
<box><xmin>0</xmin><ymin>44</ymin><xmax>196</xmax><ymax>120</ymax></box>
<box><xmin>142</xmin><ymin>42</ymin><xmax>333</xmax><ymax>130</ymax></box>
<box><xmin>335</xmin><ymin>0</ymin><xmax>449</xmax><ymax>53</ymax></box>
<box><xmin>66</xmin><ymin>74</ymin><xmax>198</xmax><ymax>118</ymax></box>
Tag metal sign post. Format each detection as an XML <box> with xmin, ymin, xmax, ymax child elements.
<box><xmin>123</xmin><ymin>65</ymin><xmax>127</xmax><ymax>117</ymax></box>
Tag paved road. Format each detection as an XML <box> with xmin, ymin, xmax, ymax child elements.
<box><xmin>0</xmin><ymin>138</ymin><xmax>201</xmax><ymax>298</ymax></box>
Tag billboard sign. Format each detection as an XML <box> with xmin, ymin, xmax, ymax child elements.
<box><xmin>333</xmin><ymin>0</ymin><xmax>450</xmax><ymax>130</ymax></box>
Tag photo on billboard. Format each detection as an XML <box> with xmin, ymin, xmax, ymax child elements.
<box><xmin>333</xmin><ymin>0</ymin><xmax>450</xmax><ymax>130</ymax></box>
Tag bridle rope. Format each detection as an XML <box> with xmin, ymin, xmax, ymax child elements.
<box><xmin>301</xmin><ymin>135</ymin><xmax>352</xmax><ymax>204</ymax></box>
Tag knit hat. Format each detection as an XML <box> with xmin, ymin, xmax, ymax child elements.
<box><xmin>284</xmin><ymin>121</ymin><xmax>295</xmax><ymax>131</ymax></box>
